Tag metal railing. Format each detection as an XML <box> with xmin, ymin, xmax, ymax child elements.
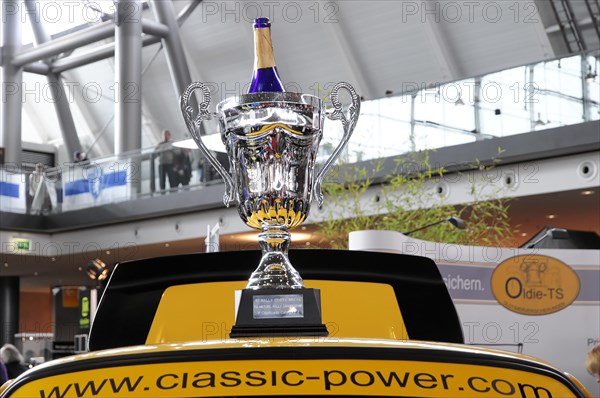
<box><xmin>0</xmin><ymin>144</ymin><xmax>224</xmax><ymax>215</ymax></box>
<box><xmin>1</xmin><ymin>51</ymin><xmax>599</xmax><ymax>216</ymax></box>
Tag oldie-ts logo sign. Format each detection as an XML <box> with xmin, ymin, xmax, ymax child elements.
<box><xmin>491</xmin><ymin>255</ymin><xmax>580</xmax><ymax>315</ymax></box>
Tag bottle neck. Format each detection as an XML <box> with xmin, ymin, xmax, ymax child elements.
<box><xmin>254</xmin><ymin>27</ymin><xmax>276</xmax><ymax>69</ymax></box>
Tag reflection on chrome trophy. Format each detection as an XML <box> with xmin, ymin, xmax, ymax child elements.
<box><xmin>181</xmin><ymin>82</ymin><xmax>360</xmax><ymax>336</ymax></box>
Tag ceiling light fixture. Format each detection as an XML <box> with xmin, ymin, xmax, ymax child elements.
<box><xmin>546</xmin><ymin>214</ymin><xmax>556</xmax><ymax>219</ymax></box>
<box><xmin>585</xmin><ymin>65</ymin><xmax>597</xmax><ymax>83</ymax></box>
<box><xmin>581</xmin><ymin>190</ymin><xmax>595</xmax><ymax>195</ymax></box>
<box><xmin>86</xmin><ymin>259</ymin><xmax>109</xmax><ymax>281</ymax></box>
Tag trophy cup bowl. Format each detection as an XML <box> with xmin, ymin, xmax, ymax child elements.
<box><xmin>181</xmin><ymin>82</ymin><xmax>360</xmax><ymax>336</ymax></box>
<box><xmin>219</xmin><ymin>91</ymin><xmax>329</xmax><ymax>290</ymax></box>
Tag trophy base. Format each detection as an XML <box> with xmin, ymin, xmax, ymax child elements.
<box><xmin>230</xmin><ymin>288</ymin><xmax>328</xmax><ymax>338</ymax></box>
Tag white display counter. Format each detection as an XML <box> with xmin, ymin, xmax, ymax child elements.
<box><xmin>350</xmin><ymin>230</ymin><xmax>600</xmax><ymax>396</ymax></box>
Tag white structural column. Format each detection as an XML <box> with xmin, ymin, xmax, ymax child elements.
<box><xmin>23</xmin><ymin>0</ymin><xmax>83</xmax><ymax>160</ymax></box>
<box><xmin>149</xmin><ymin>0</ymin><xmax>195</xmax><ymax>105</ymax></box>
<box><xmin>1</xmin><ymin>0</ymin><xmax>23</xmax><ymax>165</ymax></box>
<box><xmin>114</xmin><ymin>0</ymin><xmax>143</xmax><ymax>155</ymax></box>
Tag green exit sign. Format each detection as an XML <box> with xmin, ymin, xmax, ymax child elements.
<box><xmin>11</xmin><ymin>238</ymin><xmax>32</xmax><ymax>251</ymax></box>
<box><xmin>17</xmin><ymin>240</ymin><xmax>30</xmax><ymax>250</ymax></box>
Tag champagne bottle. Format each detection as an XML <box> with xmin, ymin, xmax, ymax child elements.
<box><xmin>247</xmin><ymin>17</ymin><xmax>285</xmax><ymax>93</ymax></box>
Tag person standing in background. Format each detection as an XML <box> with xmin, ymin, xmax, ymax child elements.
<box><xmin>586</xmin><ymin>344</ymin><xmax>600</xmax><ymax>383</ymax></box>
<box><xmin>154</xmin><ymin>129</ymin><xmax>177</xmax><ymax>191</ymax></box>
<box><xmin>73</xmin><ymin>151</ymin><xmax>89</xmax><ymax>164</ymax></box>
<box><xmin>0</xmin><ymin>344</ymin><xmax>28</xmax><ymax>379</ymax></box>
<box><xmin>174</xmin><ymin>148</ymin><xmax>193</xmax><ymax>188</ymax></box>
<box><xmin>0</xmin><ymin>360</ymin><xmax>8</xmax><ymax>385</ymax></box>
<box><xmin>197</xmin><ymin>154</ymin><xmax>207</xmax><ymax>183</ymax></box>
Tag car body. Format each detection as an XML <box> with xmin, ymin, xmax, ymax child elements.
<box><xmin>0</xmin><ymin>249</ymin><xmax>592</xmax><ymax>397</ymax></box>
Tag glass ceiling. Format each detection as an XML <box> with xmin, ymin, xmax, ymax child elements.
<box><xmin>13</xmin><ymin>0</ymin><xmax>600</xmax><ymax>166</ymax></box>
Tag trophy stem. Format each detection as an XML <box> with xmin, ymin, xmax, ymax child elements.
<box><xmin>246</xmin><ymin>226</ymin><xmax>304</xmax><ymax>290</ymax></box>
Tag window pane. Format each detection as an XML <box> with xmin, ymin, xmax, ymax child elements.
<box><xmin>413</xmin><ymin>80</ymin><xmax>476</xmax><ymax>142</ymax></box>
<box><xmin>342</xmin><ymin>96</ymin><xmax>413</xmax><ymax>162</ymax></box>
<box><xmin>538</xmin><ymin>95</ymin><xmax>584</xmax><ymax>127</ymax></box>
<box><xmin>413</xmin><ymin>124</ymin><xmax>475</xmax><ymax>151</ymax></box>
<box><xmin>480</xmin><ymin>66</ymin><xmax>531</xmax><ymax>137</ymax></box>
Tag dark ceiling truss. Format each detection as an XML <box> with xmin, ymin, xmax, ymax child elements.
<box><xmin>584</xmin><ymin>0</ymin><xmax>600</xmax><ymax>42</ymax></box>
<box><xmin>548</xmin><ymin>0</ymin><xmax>600</xmax><ymax>53</ymax></box>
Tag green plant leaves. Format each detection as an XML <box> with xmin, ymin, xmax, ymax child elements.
<box><xmin>317</xmin><ymin>151</ymin><xmax>513</xmax><ymax>249</ymax></box>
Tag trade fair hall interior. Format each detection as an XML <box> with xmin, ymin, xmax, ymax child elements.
<box><xmin>0</xmin><ymin>0</ymin><xmax>599</xmax><ymax>395</ymax></box>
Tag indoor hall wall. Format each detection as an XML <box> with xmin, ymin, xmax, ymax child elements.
<box><xmin>20</xmin><ymin>290</ymin><xmax>52</xmax><ymax>333</ymax></box>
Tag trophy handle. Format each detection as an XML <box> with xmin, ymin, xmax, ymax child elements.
<box><xmin>180</xmin><ymin>82</ymin><xmax>235</xmax><ymax>206</ymax></box>
<box><xmin>314</xmin><ymin>82</ymin><xmax>361</xmax><ymax>207</ymax></box>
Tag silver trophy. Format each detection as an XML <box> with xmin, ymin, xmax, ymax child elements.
<box><xmin>181</xmin><ymin>83</ymin><xmax>360</xmax><ymax>292</ymax></box>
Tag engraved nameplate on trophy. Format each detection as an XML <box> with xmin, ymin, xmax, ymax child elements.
<box><xmin>253</xmin><ymin>294</ymin><xmax>304</xmax><ymax>319</ymax></box>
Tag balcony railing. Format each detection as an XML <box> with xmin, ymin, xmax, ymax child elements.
<box><xmin>1</xmin><ymin>51</ymin><xmax>599</xmax><ymax>216</ymax></box>
<box><xmin>0</xmin><ymin>144</ymin><xmax>227</xmax><ymax>215</ymax></box>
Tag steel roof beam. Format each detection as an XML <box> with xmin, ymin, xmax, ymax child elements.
<box><xmin>1</xmin><ymin>0</ymin><xmax>24</xmax><ymax>164</ymax></box>
<box><xmin>23</xmin><ymin>61</ymin><xmax>49</xmax><ymax>75</ymax></box>
<box><xmin>325</xmin><ymin>20</ymin><xmax>376</xmax><ymax>100</ymax></box>
<box><xmin>50</xmin><ymin>35</ymin><xmax>162</xmax><ymax>74</ymax></box>
<box><xmin>12</xmin><ymin>19</ymin><xmax>168</xmax><ymax>68</ymax></box>
<box><xmin>12</xmin><ymin>21</ymin><xmax>115</xmax><ymax>67</ymax></box>
<box><xmin>23</xmin><ymin>0</ymin><xmax>83</xmax><ymax>160</ymax></box>
<box><xmin>149</xmin><ymin>0</ymin><xmax>199</xmax><ymax>127</ymax></box>
<box><xmin>421</xmin><ymin>0</ymin><xmax>462</xmax><ymax>83</ymax></box>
